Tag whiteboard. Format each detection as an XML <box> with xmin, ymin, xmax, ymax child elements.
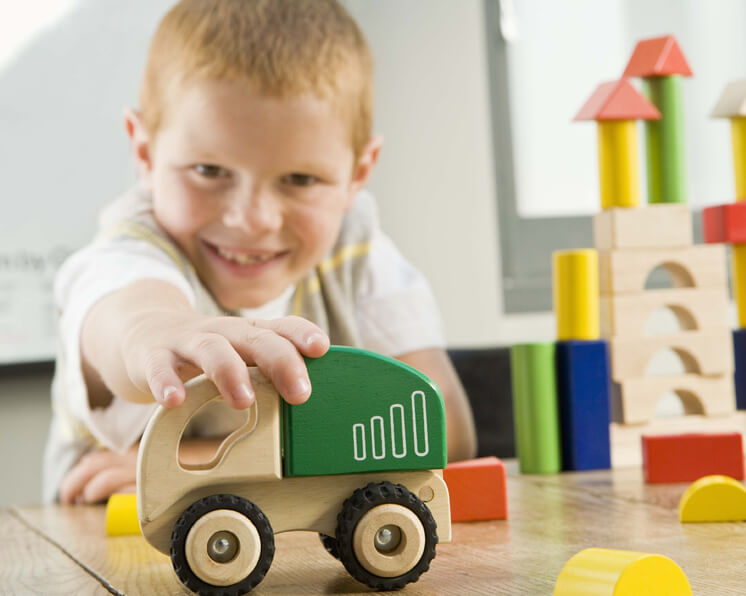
<box><xmin>0</xmin><ymin>0</ymin><xmax>174</xmax><ymax>363</ymax></box>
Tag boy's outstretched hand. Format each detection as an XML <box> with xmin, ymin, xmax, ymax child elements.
<box><xmin>81</xmin><ymin>280</ymin><xmax>330</xmax><ymax>411</ymax></box>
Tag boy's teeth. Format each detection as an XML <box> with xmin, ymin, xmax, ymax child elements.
<box><xmin>217</xmin><ymin>247</ymin><xmax>273</xmax><ymax>265</ymax></box>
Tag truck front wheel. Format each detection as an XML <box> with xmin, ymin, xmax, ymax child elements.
<box><xmin>170</xmin><ymin>494</ymin><xmax>275</xmax><ymax>595</ymax></box>
<box><xmin>336</xmin><ymin>481</ymin><xmax>438</xmax><ymax>590</ymax></box>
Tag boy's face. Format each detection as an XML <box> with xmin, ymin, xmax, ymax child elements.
<box><xmin>130</xmin><ymin>80</ymin><xmax>379</xmax><ymax>310</ymax></box>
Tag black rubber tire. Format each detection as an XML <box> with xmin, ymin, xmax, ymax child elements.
<box><xmin>335</xmin><ymin>481</ymin><xmax>438</xmax><ymax>591</ymax></box>
<box><xmin>170</xmin><ymin>494</ymin><xmax>275</xmax><ymax>596</ymax></box>
<box><xmin>319</xmin><ymin>533</ymin><xmax>341</xmax><ymax>559</ymax></box>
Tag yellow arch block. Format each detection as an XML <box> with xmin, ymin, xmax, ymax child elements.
<box><xmin>554</xmin><ymin>548</ymin><xmax>691</xmax><ymax>596</ymax></box>
<box><xmin>553</xmin><ymin>249</ymin><xmax>600</xmax><ymax>341</ymax></box>
<box><xmin>679</xmin><ymin>475</ymin><xmax>746</xmax><ymax>523</ymax></box>
<box><xmin>105</xmin><ymin>493</ymin><xmax>141</xmax><ymax>536</ymax></box>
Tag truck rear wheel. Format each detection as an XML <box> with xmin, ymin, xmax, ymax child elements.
<box><xmin>336</xmin><ymin>481</ymin><xmax>438</xmax><ymax>590</ymax></box>
<box><xmin>170</xmin><ymin>494</ymin><xmax>274</xmax><ymax>595</ymax></box>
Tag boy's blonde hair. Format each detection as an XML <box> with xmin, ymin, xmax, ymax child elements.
<box><xmin>140</xmin><ymin>0</ymin><xmax>373</xmax><ymax>158</ymax></box>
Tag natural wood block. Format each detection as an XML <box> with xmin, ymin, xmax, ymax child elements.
<box><xmin>610</xmin><ymin>411</ymin><xmax>746</xmax><ymax>468</ymax></box>
<box><xmin>442</xmin><ymin>457</ymin><xmax>507</xmax><ymax>521</ymax></box>
<box><xmin>609</xmin><ymin>328</ymin><xmax>734</xmax><ymax>381</ymax></box>
<box><xmin>593</xmin><ymin>204</ymin><xmax>692</xmax><ymax>250</ymax></box>
<box><xmin>600</xmin><ymin>287</ymin><xmax>730</xmax><ymax>338</ymax></box>
<box><xmin>642</xmin><ymin>433</ymin><xmax>744</xmax><ymax>483</ymax></box>
<box><xmin>598</xmin><ymin>245</ymin><xmax>727</xmax><ymax>295</ymax></box>
<box><xmin>612</xmin><ymin>373</ymin><xmax>736</xmax><ymax>425</ymax></box>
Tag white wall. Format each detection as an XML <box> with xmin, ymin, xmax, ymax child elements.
<box><xmin>345</xmin><ymin>0</ymin><xmax>509</xmax><ymax>347</ymax></box>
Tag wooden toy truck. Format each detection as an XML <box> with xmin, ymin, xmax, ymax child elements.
<box><xmin>137</xmin><ymin>346</ymin><xmax>451</xmax><ymax>595</ymax></box>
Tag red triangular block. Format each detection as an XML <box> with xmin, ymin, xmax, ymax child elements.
<box><xmin>623</xmin><ymin>35</ymin><xmax>693</xmax><ymax>77</ymax></box>
<box><xmin>574</xmin><ymin>79</ymin><xmax>660</xmax><ymax>121</ymax></box>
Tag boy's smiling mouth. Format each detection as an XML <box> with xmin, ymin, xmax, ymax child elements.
<box><xmin>203</xmin><ymin>241</ymin><xmax>289</xmax><ymax>273</ymax></box>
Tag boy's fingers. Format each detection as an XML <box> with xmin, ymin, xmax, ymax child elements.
<box><xmin>81</xmin><ymin>467</ymin><xmax>137</xmax><ymax>504</ymax></box>
<box><xmin>235</xmin><ymin>327</ymin><xmax>312</xmax><ymax>405</ymax></box>
<box><xmin>59</xmin><ymin>451</ymin><xmax>116</xmax><ymax>504</ymax></box>
<box><xmin>142</xmin><ymin>349</ymin><xmax>185</xmax><ymax>407</ymax></box>
<box><xmin>179</xmin><ymin>332</ymin><xmax>255</xmax><ymax>409</ymax></box>
<box><xmin>248</xmin><ymin>316</ymin><xmax>329</xmax><ymax>358</ymax></box>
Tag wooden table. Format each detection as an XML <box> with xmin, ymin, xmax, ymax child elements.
<box><xmin>3</xmin><ymin>465</ymin><xmax>745</xmax><ymax>595</ymax></box>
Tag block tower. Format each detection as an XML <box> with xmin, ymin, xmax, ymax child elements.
<box><xmin>578</xmin><ymin>36</ymin><xmax>740</xmax><ymax>466</ymax></box>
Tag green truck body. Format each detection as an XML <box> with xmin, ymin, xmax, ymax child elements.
<box><xmin>283</xmin><ymin>346</ymin><xmax>448</xmax><ymax>477</ymax></box>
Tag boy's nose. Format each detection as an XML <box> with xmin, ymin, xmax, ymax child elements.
<box><xmin>222</xmin><ymin>189</ymin><xmax>283</xmax><ymax>233</ymax></box>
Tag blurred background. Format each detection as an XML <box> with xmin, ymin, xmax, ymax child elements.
<box><xmin>1</xmin><ymin>0</ymin><xmax>745</xmax><ymax>504</ymax></box>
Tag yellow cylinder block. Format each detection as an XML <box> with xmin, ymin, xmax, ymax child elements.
<box><xmin>597</xmin><ymin>120</ymin><xmax>640</xmax><ymax>210</ymax></box>
<box><xmin>732</xmin><ymin>245</ymin><xmax>746</xmax><ymax>328</ymax></box>
<box><xmin>679</xmin><ymin>475</ymin><xmax>746</xmax><ymax>523</ymax></box>
<box><xmin>731</xmin><ymin>117</ymin><xmax>746</xmax><ymax>200</ymax></box>
<box><xmin>554</xmin><ymin>548</ymin><xmax>692</xmax><ymax>596</ymax></box>
<box><xmin>105</xmin><ymin>493</ymin><xmax>140</xmax><ymax>536</ymax></box>
<box><xmin>553</xmin><ymin>249</ymin><xmax>599</xmax><ymax>341</ymax></box>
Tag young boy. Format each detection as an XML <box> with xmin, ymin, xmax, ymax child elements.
<box><xmin>44</xmin><ymin>0</ymin><xmax>477</xmax><ymax>505</ymax></box>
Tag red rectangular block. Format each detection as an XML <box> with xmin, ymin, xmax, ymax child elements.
<box><xmin>442</xmin><ymin>456</ymin><xmax>507</xmax><ymax>521</ymax></box>
<box><xmin>642</xmin><ymin>432</ymin><xmax>745</xmax><ymax>483</ymax></box>
<box><xmin>702</xmin><ymin>203</ymin><xmax>746</xmax><ymax>244</ymax></box>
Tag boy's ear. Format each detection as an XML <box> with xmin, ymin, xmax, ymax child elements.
<box><xmin>345</xmin><ymin>134</ymin><xmax>383</xmax><ymax>209</ymax></box>
<box><xmin>124</xmin><ymin>107</ymin><xmax>154</xmax><ymax>187</ymax></box>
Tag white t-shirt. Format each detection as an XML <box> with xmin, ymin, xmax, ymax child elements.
<box><xmin>43</xmin><ymin>191</ymin><xmax>445</xmax><ymax>501</ymax></box>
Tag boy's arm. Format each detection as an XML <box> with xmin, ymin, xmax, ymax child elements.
<box><xmin>80</xmin><ymin>279</ymin><xmax>329</xmax><ymax>410</ymax></box>
<box><xmin>396</xmin><ymin>348</ymin><xmax>478</xmax><ymax>462</ymax></box>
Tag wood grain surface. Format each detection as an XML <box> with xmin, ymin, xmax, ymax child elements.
<box><xmin>5</xmin><ymin>464</ymin><xmax>746</xmax><ymax>594</ymax></box>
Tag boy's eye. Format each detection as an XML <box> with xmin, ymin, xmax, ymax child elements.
<box><xmin>282</xmin><ymin>173</ymin><xmax>317</xmax><ymax>187</ymax></box>
<box><xmin>193</xmin><ymin>164</ymin><xmax>228</xmax><ymax>178</ymax></box>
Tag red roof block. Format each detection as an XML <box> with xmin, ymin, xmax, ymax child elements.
<box><xmin>642</xmin><ymin>433</ymin><xmax>744</xmax><ymax>484</ymax></box>
<box><xmin>702</xmin><ymin>202</ymin><xmax>746</xmax><ymax>244</ymax></box>
<box><xmin>623</xmin><ymin>35</ymin><xmax>693</xmax><ymax>77</ymax></box>
<box><xmin>574</xmin><ymin>79</ymin><xmax>660</xmax><ymax>122</ymax></box>
<box><xmin>443</xmin><ymin>456</ymin><xmax>507</xmax><ymax>522</ymax></box>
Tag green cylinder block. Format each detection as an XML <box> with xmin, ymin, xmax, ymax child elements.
<box><xmin>643</xmin><ymin>75</ymin><xmax>687</xmax><ymax>204</ymax></box>
<box><xmin>510</xmin><ymin>342</ymin><xmax>562</xmax><ymax>474</ymax></box>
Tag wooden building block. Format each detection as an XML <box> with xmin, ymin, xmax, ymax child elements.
<box><xmin>598</xmin><ymin>245</ymin><xmax>726</xmax><ymax>295</ymax></box>
<box><xmin>553</xmin><ymin>249</ymin><xmax>599</xmax><ymax>341</ymax></box>
<box><xmin>105</xmin><ymin>494</ymin><xmax>139</xmax><ymax>536</ymax></box>
<box><xmin>442</xmin><ymin>457</ymin><xmax>507</xmax><ymax>522</ymax></box>
<box><xmin>554</xmin><ymin>548</ymin><xmax>692</xmax><ymax>596</ymax></box>
<box><xmin>702</xmin><ymin>202</ymin><xmax>746</xmax><ymax>244</ymax></box>
<box><xmin>642</xmin><ymin>433</ymin><xmax>744</xmax><ymax>483</ymax></box>
<box><xmin>679</xmin><ymin>475</ymin><xmax>746</xmax><ymax>522</ymax></box>
<box><xmin>509</xmin><ymin>343</ymin><xmax>562</xmax><ymax>474</ymax></box>
<box><xmin>556</xmin><ymin>341</ymin><xmax>611</xmax><ymax>471</ymax></box>
<box><xmin>611</xmin><ymin>411</ymin><xmax>746</xmax><ymax>468</ymax></box>
<box><xmin>711</xmin><ymin>81</ymin><xmax>746</xmax><ymax>199</ymax></box>
<box><xmin>609</xmin><ymin>328</ymin><xmax>734</xmax><ymax>381</ymax></box>
<box><xmin>732</xmin><ymin>245</ymin><xmax>746</xmax><ymax>328</ymax></box>
<box><xmin>597</xmin><ymin>120</ymin><xmax>642</xmax><ymax>209</ymax></box>
<box><xmin>285</xmin><ymin>347</ymin><xmax>447</xmax><ymax>477</ymax></box>
<box><xmin>593</xmin><ymin>204</ymin><xmax>692</xmax><ymax>251</ymax></box>
<box><xmin>600</xmin><ymin>287</ymin><xmax>730</xmax><ymax>338</ymax></box>
<box><xmin>734</xmin><ymin>329</ymin><xmax>746</xmax><ymax>410</ymax></box>
<box><xmin>612</xmin><ymin>373</ymin><xmax>735</xmax><ymax>425</ymax></box>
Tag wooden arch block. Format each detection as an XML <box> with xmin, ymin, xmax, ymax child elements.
<box><xmin>679</xmin><ymin>475</ymin><xmax>746</xmax><ymax>522</ymax></box>
<box><xmin>609</xmin><ymin>329</ymin><xmax>734</xmax><ymax>381</ymax></box>
<box><xmin>598</xmin><ymin>245</ymin><xmax>726</xmax><ymax>295</ymax></box>
<box><xmin>554</xmin><ymin>548</ymin><xmax>692</xmax><ymax>595</ymax></box>
<box><xmin>613</xmin><ymin>374</ymin><xmax>735</xmax><ymax>425</ymax></box>
<box><xmin>600</xmin><ymin>287</ymin><xmax>730</xmax><ymax>338</ymax></box>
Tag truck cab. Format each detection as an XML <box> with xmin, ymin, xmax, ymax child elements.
<box><xmin>137</xmin><ymin>346</ymin><xmax>451</xmax><ymax>595</ymax></box>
